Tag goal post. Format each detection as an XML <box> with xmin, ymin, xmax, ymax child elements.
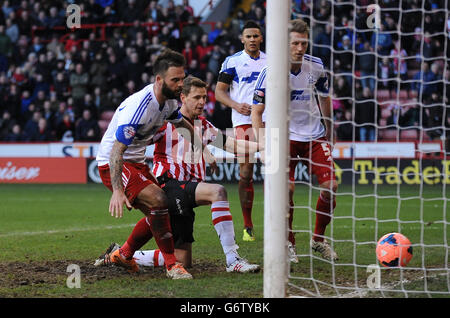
<box><xmin>263</xmin><ymin>0</ymin><xmax>290</xmax><ymax>298</ymax></box>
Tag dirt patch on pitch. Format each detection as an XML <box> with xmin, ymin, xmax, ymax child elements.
<box><xmin>0</xmin><ymin>259</ymin><xmax>224</xmax><ymax>289</ymax></box>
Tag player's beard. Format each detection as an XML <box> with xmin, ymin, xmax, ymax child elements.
<box><xmin>162</xmin><ymin>80</ymin><xmax>181</xmax><ymax>100</ymax></box>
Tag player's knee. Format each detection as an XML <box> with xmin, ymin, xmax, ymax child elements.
<box><xmin>320</xmin><ymin>180</ymin><xmax>337</xmax><ymax>200</ymax></box>
<box><xmin>211</xmin><ymin>184</ymin><xmax>228</xmax><ymax>202</ymax></box>
<box><xmin>153</xmin><ymin>191</ymin><xmax>168</xmax><ymax>209</ymax></box>
<box><xmin>288</xmin><ymin>182</ymin><xmax>295</xmax><ymax>196</ymax></box>
<box><xmin>239</xmin><ymin>163</ymin><xmax>254</xmax><ymax>180</ymax></box>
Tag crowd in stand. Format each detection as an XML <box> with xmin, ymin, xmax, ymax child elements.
<box><xmin>0</xmin><ymin>0</ymin><xmax>448</xmax><ymax>153</ymax></box>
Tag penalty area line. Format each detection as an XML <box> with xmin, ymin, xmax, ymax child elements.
<box><xmin>0</xmin><ymin>223</ymin><xmax>136</xmax><ymax>238</ymax></box>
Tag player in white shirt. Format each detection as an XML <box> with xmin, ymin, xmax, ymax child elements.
<box><xmin>252</xmin><ymin>19</ymin><xmax>339</xmax><ymax>262</ymax></box>
<box><xmin>215</xmin><ymin>20</ymin><xmax>266</xmax><ymax>242</ymax></box>
<box><xmin>95</xmin><ymin>49</ymin><xmax>210</xmax><ymax>279</ymax></box>
<box><xmin>95</xmin><ymin>76</ymin><xmax>261</xmax><ymax>273</ymax></box>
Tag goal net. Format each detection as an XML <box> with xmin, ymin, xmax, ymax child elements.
<box><xmin>264</xmin><ymin>0</ymin><xmax>450</xmax><ymax>298</ymax></box>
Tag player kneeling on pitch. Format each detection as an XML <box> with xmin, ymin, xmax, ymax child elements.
<box><xmin>95</xmin><ymin>76</ymin><xmax>261</xmax><ymax>273</ymax></box>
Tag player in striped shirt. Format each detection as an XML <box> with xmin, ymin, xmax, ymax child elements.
<box><xmin>252</xmin><ymin>19</ymin><xmax>339</xmax><ymax>262</ymax></box>
<box><xmin>95</xmin><ymin>76</ymin><xmax>260</xmax><ymax>273</ymax></box>
<box><xmin>215</xmin><ymin>20</ymin><xmax>267</xmax><ymax>242</ymax></box>
<box><xmin>95</xmin><ymin>49</ymin><xmax>212</xmax><ymax>279</ymax></box>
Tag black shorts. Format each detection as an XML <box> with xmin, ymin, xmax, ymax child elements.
<box><xmin>159</xmin><ymin>177</ymin><xmax>199</xmax><ymax>248</ymax></box>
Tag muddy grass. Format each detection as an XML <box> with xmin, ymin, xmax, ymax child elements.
<box><xmin>0</xmin><ymin>259</ymin><xmax>225</xmax><ymax>290</ymax></box>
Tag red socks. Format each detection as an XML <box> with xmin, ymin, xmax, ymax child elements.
<box><xmin>119</xmin><ymin>210</ymin><xmax>177</xmax><ymax>270</ymax></box>
<box><xmin>288</xmin><ymin>197</ymin><xmax>295</xmax><ymax>245</ymax></box>
<box><xmin>288</xmin><ymin>192</ymin><xmax>336</xmax><ymax>245</ymax></box>
<box><xmin>148</xmin><ymin>209</ymin><xmax>177</xmax><ymax>269</ymax></box>
<box><xmin>120</xmin><ymin>216</ymin><xmax>153</xmax><ymax>259</ymax></box>
<box><xmin>239</xmin><ymin>176</ymin><xmax>254</xmax><ymax>229</ymax></box>
<box><xmin>313</xmin><ymin>193</ymin><xmax>336</xmax><ymax>242</ymax></box>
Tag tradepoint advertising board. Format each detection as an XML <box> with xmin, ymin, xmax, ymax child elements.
<box><xmin>0</xmin><ymin>142</ymin><xmax>446</xmax><ymax>185</ymax></box>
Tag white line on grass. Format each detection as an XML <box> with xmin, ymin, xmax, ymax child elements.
<box><xmin>0</xmin><ymin>223</ymin><xmax>136</xmax><ymax>238</ymax></box>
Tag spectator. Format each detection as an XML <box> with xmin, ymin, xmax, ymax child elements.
<box><xmin>334</xmin><ymin>35</ymin><xmax>353</xmax><ymax>87</ymax></box>
<box><xmin>70</xmin><ymin>63</ymin><xmax>89</xmax><ymax>108</ymax></box>
<box><xmin>196</xmin><ymin>34</ymin><xmax>214</xmax><ymax>71</ymax></box>
<box><xmin>183</xmin><ymin>0</ymin><xmax>194</xmax><ymax>16</ymax></box>
<box><xmin>371</xmin><ymin>23</ymin><xmax>393</xmax><ymax>56</ymax></box>
<box><xmin>181</xmin><ymin>16</ymin><xmax>204</xmax><ymax>42</ymax></box>
<box><xmin>23</xmin><ymin>110</ymin><xmax>41</xmax><ymax>141</ymax></box>
<box><xmin>89</xmin><ymin>52</ymin><xmax>109</xmax><ymax>91</ymax></box>
<box><xmin>45</xmin><ymin>6</ymin><xmax>63</xmax><ymax>28</ymax></box>
<box><xmin>17</xmin><ymin>10</ymin><xmax>33</xmax><ymax>36</ymax></box>
<box><xmin>390</xmin><ymin>40</ymin><xmax>408</xmax><ymax>90</ymax></box>
<box><xmin>358</xmin><ymin>41</ymin><xmax>376</xmax><ymax>92</ymax></box>
<box><xmin>336</xmin><ymin>110</ymin><xmax>354</xmax><ymax>141</ymax></box>
<box><xmin>53</xmin><ymin>71</ymin><xmax>70</xmax><ymax>100</ymax></box>
<box><xmin>0</xmin><ymin>110</ymin><xmax>16</xmax><ymax>140</ymax></box>
<box><xmin>106</xmin><ymin>53</ymin><xmax>124</xmax><ymax>90</ymax></box>
<box><xmin>75</xmin><ymin>109</ymin><xmax>100</xmax><ymax>141</ymax></box>
<box><xmin>0</xmin><ymin>25</ymin><xmax>12</xmax><ymax>57</ymax></box>
<box><xmin>5</xmin><ymin>124</ymin><xmax>25</xmax><ymax>142</ymax></box>
<box><xmin>313</xmin><ymin>24</ymin><xmax>332</xmax><ymax>69</ymax></box>
<box><xmin>33</xmin><ymin>117</ymin><xmax>53</xmax><ymax>141</ymax></box>
<box><xmin>5</xmin><ymin>18</ymin><xmax>19</xmax><ymax>44</ymax></box>
<box><xmin>398</xmin><ymin>104</ymin><xmax>419</xmax><ymax>129</ymax></box>
<box><xmin>424</xmin><ymin>92</ymin><xmax>444</xmax><ymax>140</ymax></box>
<box><xmin>182</xmin><ymin>40</ymin><xmax>196</xmax><ymax>68</ymax></box>
<box><xmin>208</xmin><ymin>21</ymin><xmax>224</xmax><ymax>44</ymax></box>
<box><xmin>55</xmin><ymin>113</ymin><xmax>75</xmax><ymax>141</ymax></box>
<box><xmin>125</xmin><ymin>51</ymin><xmax>143</xmax><ymax>87</ymax></box>
<box><xmin>355</xmin><ymin>87</ymin><xmax>379</xmax><ymax>141</ymax></box>
<box><xmin>206</xmin><ymin>44</ymin><xmax>225</xmax><ymax>76</ymax></box>
<box><xmin>378</xmin><ymin>57</ymin><xmax>396</xmax><ymax>97</ymax></box>
<box><xmin>187</xmin><ymin>59</ymin><xmax>202</xmax><ymax>79</ymax></box>
<box><xmin>333</xmin><ymin>76</ymin><xmax>352</xmax><ymax>110</ymax></box>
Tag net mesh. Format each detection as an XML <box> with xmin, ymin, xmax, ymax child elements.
<box><xmin>286</xmin><ymin>0</ymin><xmax>449</xmax><ymax>298</ymax></box>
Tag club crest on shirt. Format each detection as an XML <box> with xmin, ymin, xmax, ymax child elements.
<box><xmin>123</xmin><ymin>125</ymin><xmax>136</xmax><ymax>139</ymax></box>
<box><xmin>307</xmin><ymin>72</ymin><xmax>315</xmax><ymax>84</ymax></box>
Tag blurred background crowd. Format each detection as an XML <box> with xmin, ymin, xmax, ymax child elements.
<box><xmin>0</xmin><ymin>0</ymin><xmax>448</xmax><ymax>154</ymax></box>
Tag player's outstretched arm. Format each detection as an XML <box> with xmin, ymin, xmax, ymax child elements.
<box><xmin>222</xmin><ymin>136</ymin><xmax>260</xmax><ymax>156</ymax></box>
<box><xmin>173</xmin><ymin>117</ymin><xmax>218</xmax><ymax>173</ymax></box>
<box><xmin>109</xmin><ymin>140</ymin><xmax>132</xmax><ymax>218</ymax></box>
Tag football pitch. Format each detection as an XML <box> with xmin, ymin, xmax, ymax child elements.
<box><xmin>0</xmin><ymin>183</ymin><xmax>449</xmax><ymax>298</ymax></box>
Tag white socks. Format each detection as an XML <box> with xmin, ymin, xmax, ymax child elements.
<box><xmin>211</xmin><ymin>201</ymin><xmax>239</xmax><ymax>265</ymax></box>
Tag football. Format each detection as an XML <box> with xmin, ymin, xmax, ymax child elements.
<box><xmin>376</xmin><ymin>233</ymin><xmax>413</xmax><ymax>267</ymax></box>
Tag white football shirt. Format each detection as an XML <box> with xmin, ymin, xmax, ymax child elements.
<box><xmin>253</xmin><ymin>54</ymin><xmax>329</xmax><ymax>142</ymax></box>
<box><xmin>96</xmin><ymin>83</ymin><xmax>182</xmax><ymax>166</ymax></box>
<box><xmin>219</xmin><ymin>50</ymin><xmax>266</xmax><ymax>127</ymax></box>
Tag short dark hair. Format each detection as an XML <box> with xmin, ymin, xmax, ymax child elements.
<box><xmin>241</xmin><ymin>20</ymin><xmax>261</xmax><ymax>33</ymax></box>
<box><xmin>153</xmin><ymin>49</ymin><xmax>186</xmax><ymax>76</ymax></box>
<box><xmin>290</xmin><ymin>18</ymin><xmax>309</xmax><ymax>34</ymax></box>
<box><xmin>182</xmin><ymin>76</ymin><xmax>207</xmax><ymax>96</ymax></box>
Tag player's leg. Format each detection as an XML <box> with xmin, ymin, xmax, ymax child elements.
<box><xmin>196</xmin><ymin>182</ymin><xmax>237</xmax><ymax>264</ymax></box>
<box><xmin>309</xmin><ymin>139</ymin><xmax>338</xmax><ymax>261</ymax></box>
<box><xmin>288</xmin><ymin>140</ymin><xmax>303</xmax><ymax>263</ymax></box>
<box><xmin>235</xmin><ymin>124</ymin><xmax>256</xmax><ymax>241</ymax></box>
<box><xmin>134</xmin><ymin>183</ymin><xmax>193</xmax><ymax>278</ymax></box>
<box><xmin>195</xmin><ymin>182</ymin><xmax>260</xmax><ymax>272</ymax></box>
<box><xmin>133</xmin><ymin>179</ymin><xmax>197</xmax><ymax>269</ymax></box>
<box><xmin>99</xmin><ymin>162</ymin><xmax>191</xmax><ymax>278</ymax></box>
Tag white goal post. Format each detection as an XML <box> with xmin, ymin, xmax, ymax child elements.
<box><xmin>263</xmin><ymin>0</ymin><xmax>290</xmax><ymax>298</ymax></box>
<box><xmin>264</xmin><ymin>0</ymin><xmax>450</xmax><ymax>298</ymax></box>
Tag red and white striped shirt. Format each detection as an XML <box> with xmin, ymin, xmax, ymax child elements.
<box><xmin>151</xmin><ymin>116</ymin><xmax>218</xmax><ymax>182</ymax></box>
